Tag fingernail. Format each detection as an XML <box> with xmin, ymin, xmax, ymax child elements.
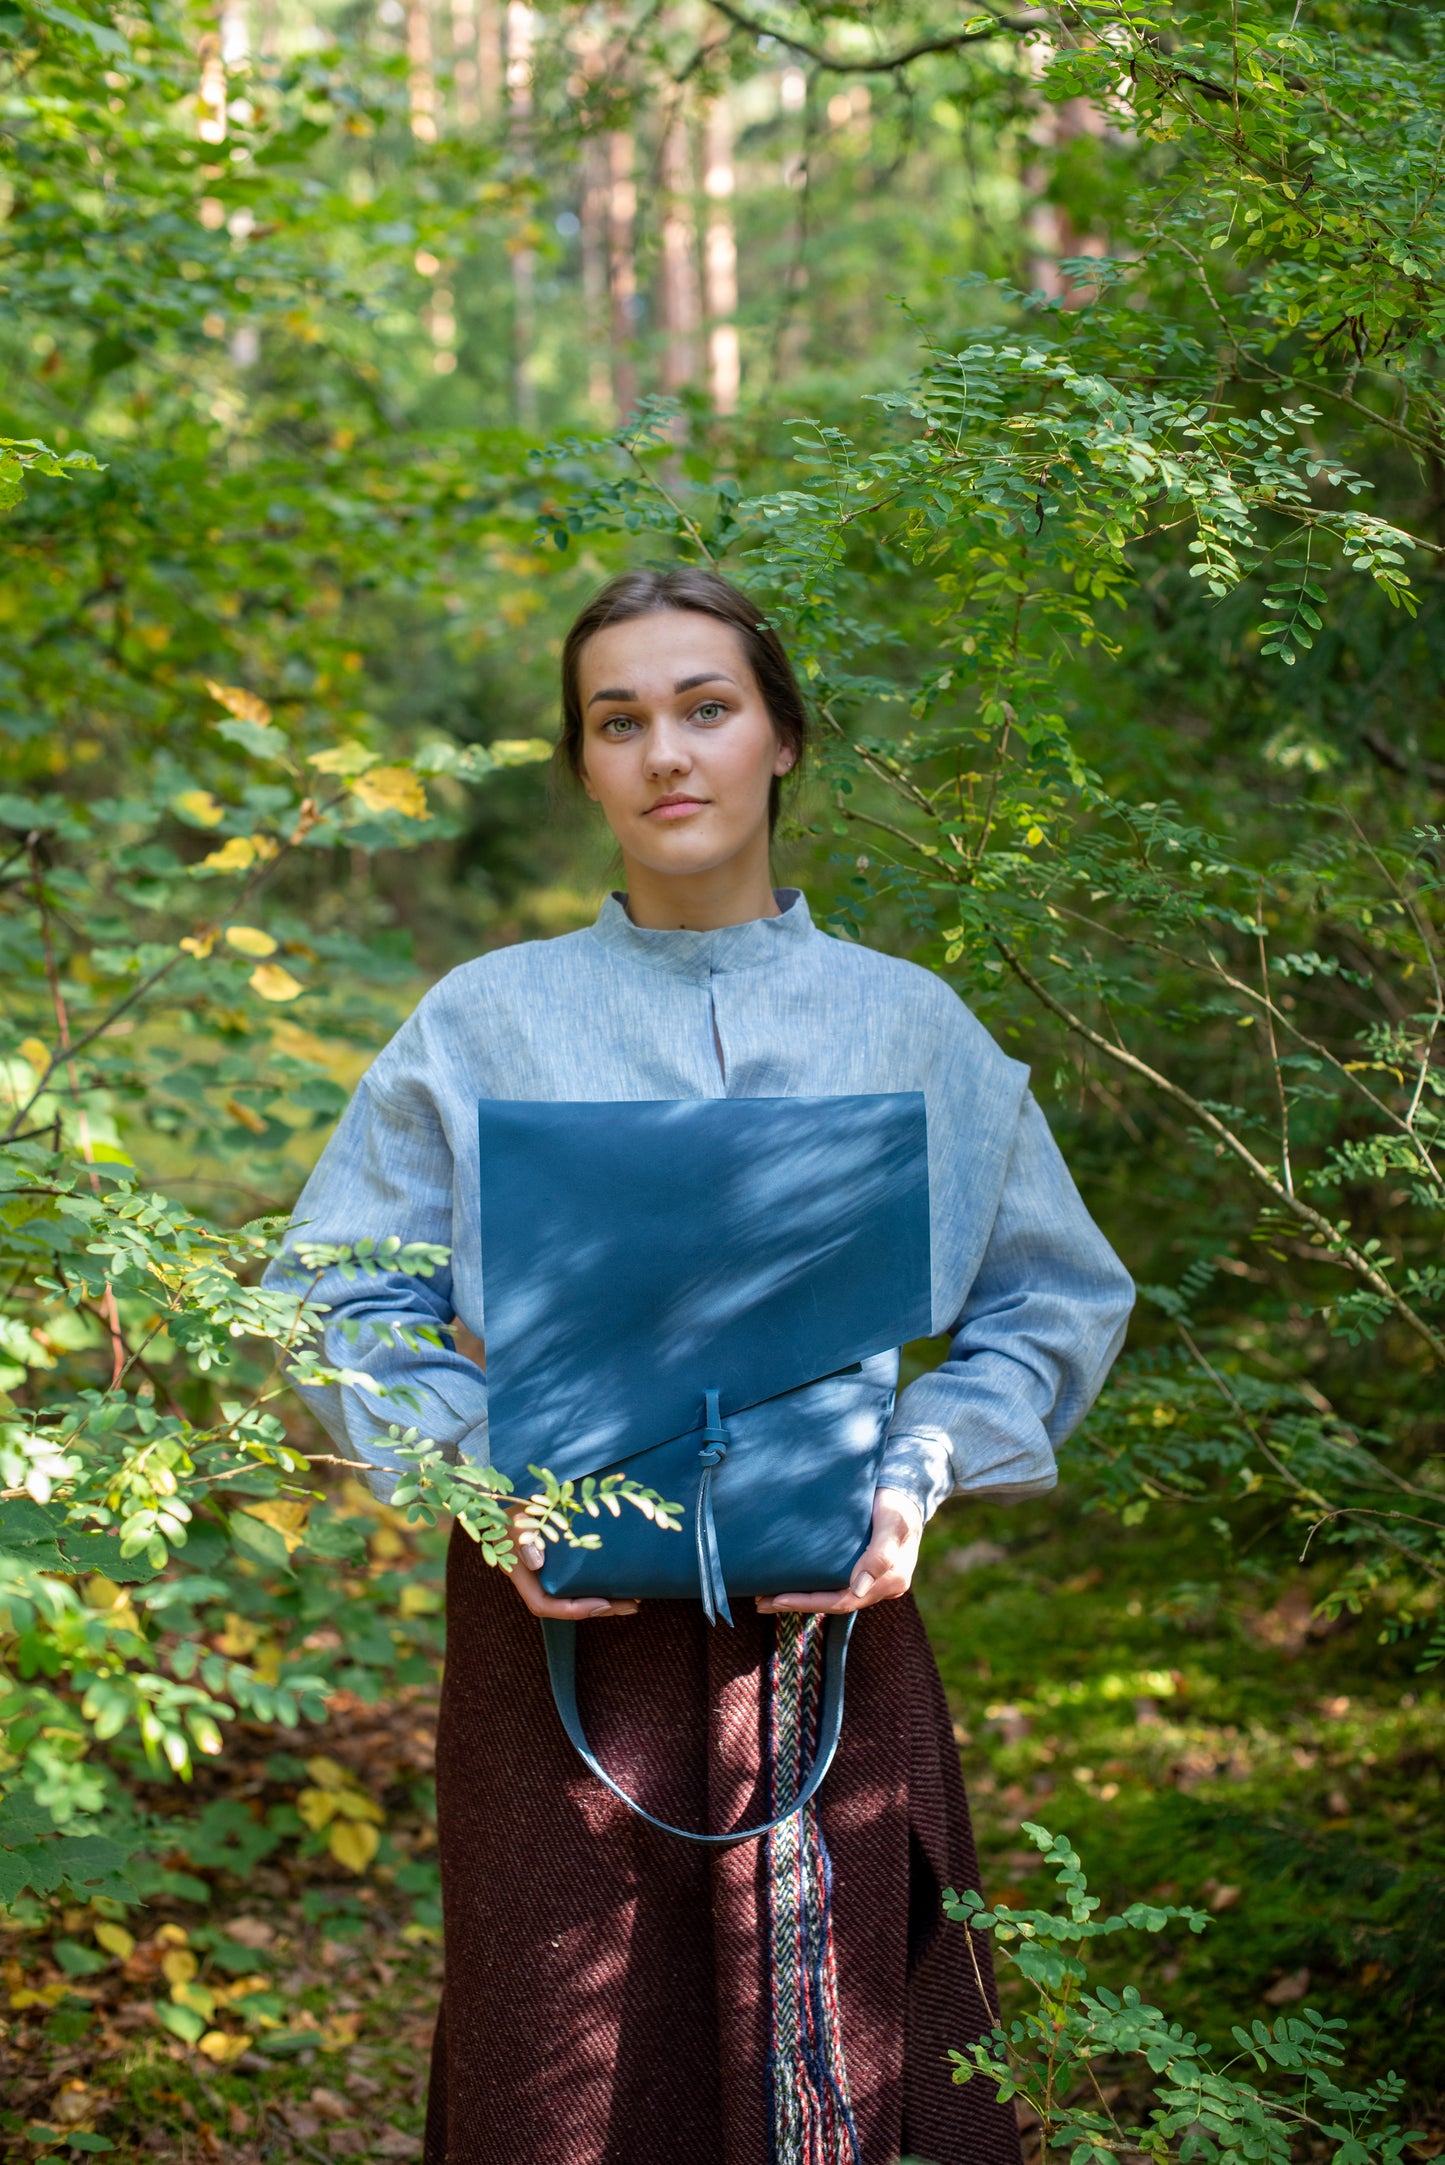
<box><xmin>584</xmin><ymin>1602</ymin><xmax>610</xmax><ymax>1616</ymax></box>
<box><xmin>851</xmin><ymin>1571</ymin><xmax>874</xmax><ymax>1598</ymax></box>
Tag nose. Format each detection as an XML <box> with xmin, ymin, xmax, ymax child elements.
<box><xmin>642</xmin><ymin>718</ymin><xmax>692</xmax><ymax>779</ymax></box>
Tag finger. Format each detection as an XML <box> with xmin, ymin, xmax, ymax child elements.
<box><xmin>758</xmin><ymin>1566</ymin><xmax>910</xmax><ymax>1616</ymax></box>
<box><xmin>507</xmin><ymin>1559</ymin><xmax>639</xmax><ymax>1620</ymax></box>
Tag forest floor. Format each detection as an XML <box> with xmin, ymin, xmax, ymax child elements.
<box><xmin>2</xmin><ymin>1487</ymin><xmax>1441</xmax><ymax>2163</ymax></box>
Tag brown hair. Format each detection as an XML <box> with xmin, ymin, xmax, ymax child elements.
<box><xmin>557</xmin><ymin>566</ymin><xmax>809</xmax><ymax>834</ymax></box>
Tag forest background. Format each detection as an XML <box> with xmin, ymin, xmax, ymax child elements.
<box><xmin>1</xmin><ymin>0</ymin><xmax>1443</xmax><ymax>2158</ymax></box>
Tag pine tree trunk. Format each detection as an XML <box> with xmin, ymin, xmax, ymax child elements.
<box><xmin>703</xmin><ymin>93</ymin><xmax>739</xmax><ymax>414</ymax></box>
<box><xmin>608</xmin><ymin>128</ymin><xmax>638</xmax><ymax>422</ymax></box>
<box><xmin>581</xmin><ymin>133</ymin><xmax>614</xmax><ymax>415</ymax></box>
<box><xmin>506</xmin><ymin>0</ymin><xmax>536</xmax><ymax>425</ymax></box>
<box><xmin>406</xmin><ymin>0</ymin><xmax>437</xmax><ymax>141</ymax></box>
<box><xmin>659</xmin><ymin>105</ymin><xmax>701</xmax><ymax>394</ymax></box>
<box><xmin>450</xmin><ymin>0</ymin><xmax>479</xmax><ymax>127</ymax></box>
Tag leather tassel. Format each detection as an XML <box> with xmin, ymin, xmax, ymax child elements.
<box><xmin>695</xmin><ymin>1387</ymin><xmax>734</xmax><ymax>1627</ymax></box>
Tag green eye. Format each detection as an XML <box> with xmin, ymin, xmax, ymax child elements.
<box><xmin>694</xmin><ymin>701</ymin><xmax>725</xmax><ymax>722</ymax></box>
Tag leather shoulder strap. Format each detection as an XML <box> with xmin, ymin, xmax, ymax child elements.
<box><xmin>540</xmin><ymin>1613</ymin><xmax>855</xmax><ymax>1845</ymax></box>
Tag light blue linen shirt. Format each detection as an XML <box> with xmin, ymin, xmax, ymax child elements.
<box><xmin>265</xmin><ymin>889</ymin><xmax>1133</xmax><ymax>1521</ymax></box>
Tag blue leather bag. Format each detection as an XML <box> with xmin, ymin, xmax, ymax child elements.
<box><xmin>477</xmin><ymin>1093</ymin><xmax>933</xmax><ymax>1843</ymax></box>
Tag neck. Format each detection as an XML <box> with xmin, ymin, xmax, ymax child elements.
<box><xmin>618</xmin><ymin>832</ymin><xmax>781</xmax><ymax>931</ymax></box>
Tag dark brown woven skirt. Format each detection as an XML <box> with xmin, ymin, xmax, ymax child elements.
<box><xmin>424</xmin><ymin>1522</ymin><xmax>1020</xmax><ymax>2165</ymax></box>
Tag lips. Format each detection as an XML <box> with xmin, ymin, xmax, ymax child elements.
<box><xmin>644</xmin><ymin>795</ymin><xmax>707</xmax><ymax>818</ymax></box>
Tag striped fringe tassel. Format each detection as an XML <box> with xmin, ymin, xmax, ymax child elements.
<box><xmin>765</xmin><ymin>1613</ymin><xmax>862</xmax><ymax>2165</ymax></box>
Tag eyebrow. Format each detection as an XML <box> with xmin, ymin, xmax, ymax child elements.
<box><xmin>585</xmin><ymin>672</ymin><xmax>738</xmax><ymax>710</ymax></box>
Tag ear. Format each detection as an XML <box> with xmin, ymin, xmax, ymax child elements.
<box><xmin>772</xmin><ymin>740</ymin><xmax>799</xmax><ymax>779</ymax></box>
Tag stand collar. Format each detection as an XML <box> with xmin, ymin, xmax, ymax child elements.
<box><xmin>587</xmin><ymin>888</ymin><xmax>815</xmax><ymax>977</ymax></box>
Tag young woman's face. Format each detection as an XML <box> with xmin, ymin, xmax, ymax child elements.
<box><xmin>575</xmin><ymin>609</ymin><xmax>796</xmax><ymax>878</ymax></box>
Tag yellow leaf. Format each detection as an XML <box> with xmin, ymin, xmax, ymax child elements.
<box><xmin>330</xmin><ymin>1787</ymin><xmax>384</xmax><ymax>1825</ymax></box>
<box><xmin>308</xmin><ymin>741</ymin><xmax>378</xmax><ymax>776</ymax></box>
<box><xmin>328</xmin><ymin>1818</ymin><xmax>380</xmax><ymax>1874</ymax></box>
<box><xmin>297</xmin><ymin>1787</ymin><xmax>339</xmax><ymax>1832</ymax></box>
<box><xmin>10</xmin><ymin>1983</ymin><xmax>69</xmax><ymax>2008</ymax></box>
<box><xmin>225</xmin><ymin>1096</ymin><xmax>268</xmax><ymax>1135</ymax></box>
<box><xmin>200</xmin><ymin>836</ymin><xmax>257</xmax><ymax>873</ymax></box>
<box><xmin>488</xmin><ymin>737</ymin><xmax>554</xmax><ymax>766</ymax></box>
<box><xmin>214</xmin><ymin>1611</ymin><xmax>259</xmax><ymax>1657</ymax></box>
<box><xmin>161</xmin><ymin>1948</ymin><xmax>198</xmax><ymax>1986</ymax></box>
<box><xmin>249</xmin><ymin>963</ymin><xmax>304</xmax><ymax>1003</ymax></box>
<box><xmin>198</xmin><ymin>2030</ymin><xmax>253</xmax><ymax>2064</ymax></box>
<box><xmin>205</xmin><ymin>680</ymin><xmax>273</xmax><ymax>726</ymax></box>
<box><xmin>179</xmin><ymin>929</ymin><xmax>218</xmax><ymax>957</ymax></box>
<box><xmin>1025</xmin><ymin>826</ymin><xmax>1045</xmax><ymax>847</ymax></box>
<box><xmin>174</xmin><ymin>788</ymin><xmax>226</xmax><ymax>828</ymax></box>
<box><xmin>239</xmin><ymin>1499</ymin><xmax>311</xmax><ymax>1552</ymax></box>
<box><xmin>225</xmin><ymin>925</ymin><xmax>278</xmax><ymax>957</ymax></box>
<box><xmin>253</xmin><ymin>1640</ymin><xmax>282</xmax><ymax>1685</ymax></box>
<box><xmin>320</xmin><ymin>2010</ymin><xmax>362</xmax><ymax>2049</ymax></box>
<box><xmin>398</xmin><ymin>1582</ymin><xmax>442</xmax><ymax>1617</ymax></box>
<box><xmin>349</xmin><ymin>765</ymin><xmax>430</xmax><ymax>820</ymax></box>
<box><xmin>400</xmin><ymin>1922</ymin><xmax>442</xmax><ymax>1946</ymax></box>
<box><xmin>304</xmin><ymin>1755</ymin><xmax>350</xmax><ymax>1792</ymax></box>
<box><xmin>18</xmin><ymin>1036</ymin><xmax>49</xmax><ymax>1073</ymax></box>
<box><xmin>93</xmin><ymin>1922</ymin><xmax>135</xmax><ymax>1961</ymax></box>
<box><xmin>172</xmin><ymin>1978</ymin><xmax>217</xmax><ymax>2018</ymax></box>
<box><xmin>157</xmin><ymin>1924</ymin><xmax>190</xmax><ymax>1947</ymax></box>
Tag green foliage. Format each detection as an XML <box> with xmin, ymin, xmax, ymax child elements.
<box><xmin>2</xmin><ymin>0</ymin><xmax>1443</xmax><ymax>2121</ymax></box>
<box><xmin>947</xmin><ymin>1825</ymin><xmax>1422</xmax><ymax>2165</ymax></box>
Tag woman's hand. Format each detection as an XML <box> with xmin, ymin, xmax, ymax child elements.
<box><xmin>450</xmin><ymin>1323</ymin><xmax>636</xmax><ymax>1621</ymax></box>
<box><xmin>504</xmin><ymin>1510</ymin><xmax>640</xmax><ymax>1623</ymax></box>
<box><xmin>755</xmin><ymin>1486</ymin><xmax>924</xmax><ymax>1617</ymax></box>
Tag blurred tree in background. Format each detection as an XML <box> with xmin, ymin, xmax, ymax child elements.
<box><xmin>1</xmin><ymin>0</ymin><xmax>1442</xmax><ymax>2153</ymax></box>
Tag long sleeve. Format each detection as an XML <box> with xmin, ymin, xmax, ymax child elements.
<box><xmin>262</xmin><ymin>1069</ymin><xmax>489</xmax><ymax>1502</ymax></box>
<box><xmin>877</xmin><ymin>1093</ymin><xmax>1133</xmax><ymax>1524</ymax></box>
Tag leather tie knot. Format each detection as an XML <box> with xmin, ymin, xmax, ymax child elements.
<box><xmin>695</xmin><ymin>1388</ymin><xmax>733</xmax><ymax>1626</ymax></box>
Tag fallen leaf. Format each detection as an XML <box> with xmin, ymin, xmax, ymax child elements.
<box><xmin>198</xmin><ymin>2029</ymin><xmax>253</xmax><ymax>2064</ymax></box>
<box><xmin>305</xmin><ymin>1756</ymin><xmax>352</xmax><ymax>1791</ymax></box>
<box><xmin>373</xmin><ymin>2130</ymin><xmax>423</xmax><ymax>2159</ymax></box>
<box><xmin>1263</xmin><ymin>1967</ymin><xmax>1311</xmax><ymax>2006</ymax></box>
<box><xmin>161</xmin><ymin>1949</ymin><xmax>198</xmax><ymax>1986</ymax></box>
<box><xmin>222</xmin><ymin>1916</ymin><xmax>275</xmax><ymax>1950</ymax></box>
<box><xmin>240</xmin><ymin>1498</ymin><xmax>311</xmax><ymax>1552</ymax></box>
<box><xmin>328</xmin><ymin>1818</ymin><xmax>380</xmax><ymax>1873</ymax></box>
<box><xmin>297</xmin><ymin>1787</ymin><xmax>340</xmax><ymax>1832</ymax></box>
<box><xmin>93</xmin><ymin>1923</ymin><xmax>135</xmax><ymax>1961</ymax></box>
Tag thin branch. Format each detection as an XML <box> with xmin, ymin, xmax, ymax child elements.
<box><xmin>703</xmin><ymin>0</ymin><xmax>1037</xmax><ymax>75</ymax></box>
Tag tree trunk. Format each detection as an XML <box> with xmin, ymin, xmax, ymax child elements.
<box><xmin>506</xmin><ymin>0</ymin><xmax>536</xmax><ymax>425</ymax></box>
<box><xmin>407</xmin><ymin>0</ymin><xmax>437</xmax><ymax>142</ymax></box>
<box><xmin>450</xmin><ymin>0</ymin><xmax>479</xmax><ymax>128</ymax></box>
<box><xmin>581</xmin><ymin>132</ymin><xmax>614</xmax><ymax>416</ymax></box>
<box><xmin>476</xmin><ymin>0</ymin><xmax>502</xmax><ymax>120</ymax></box>
<box><xmin>608</xmin><ymin>128</ymin><xmax>638</xmax><ymax>421</ymax></box>
<box><xmin>702</xmin><ymin>93</ymin><xmax>739</xmax><ymax>414</ymax></box>
<box><xmin>659</xmin><ymin>105</ymin><xmax>701</xmax><ymax>394</ymax></box>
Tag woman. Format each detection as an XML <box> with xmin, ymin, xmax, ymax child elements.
<box><xmin>269</xmin><ymin>566</ymin><xmax>1134</xmax><ymax>2165</ymax></box>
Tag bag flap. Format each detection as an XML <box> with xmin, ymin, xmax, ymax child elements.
<box><xmin>477</xmin><ymin>1093</ymin><xmax>930</xmax><ymax>1488</ymax></box>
